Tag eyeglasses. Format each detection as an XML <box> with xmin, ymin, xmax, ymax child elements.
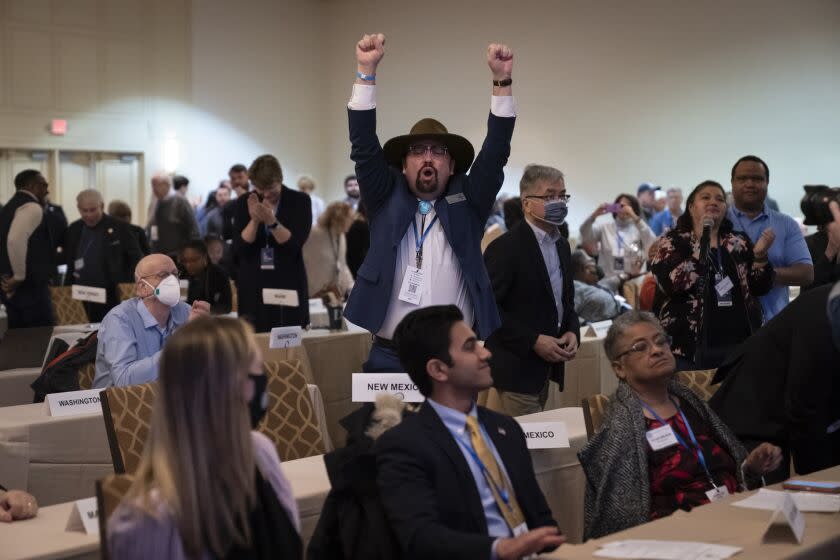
<box><xmin>526</xmin><ymin>194</ymin><xmax>571</xmax><ymax>203</ymax></box>
<box><xmin>407</xmin><ymin>144</ymin><xmax>449</xmax><ymax>158</ymax></box>
<box><xmin>613</xmin><ymin>334</ymin><xmax>672</xmax><ymax>360</ymax></box>
<box><xmin>139</xmin><ymin>270</ymin><xmax>179</xmax><ymax>282</ymax></box>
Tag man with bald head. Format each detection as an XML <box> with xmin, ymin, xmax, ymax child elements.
<box><xmin>63</xmin><ymin>189</ymin><xmax>143</xmax><ymax>322</ymax></box>
<box><xmin>146</xmin><ymin>173</ymin><xmax>199</xmax><ymax>258</ymax></box>
<box><xmin>93</xmin><ymin>253</ymin><xmax>210</xmax><ymax>388</ymax></box>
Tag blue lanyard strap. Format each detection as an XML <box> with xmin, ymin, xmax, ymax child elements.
<box><xmin>450</xmin><ymin>424</ymin><xmax>514</xmax><ymax>508</ymax></box>
<box><xmin>616</xmin><ymin>228</ymin><xmax>625</xmax><ymax>255</ymax></box>
<box><xmin>412</xmin><ymin>214</ymin><xmax>439</xmax><ymax>269</ymax></box>
<box><xmin>641</xmin><ymin>399</ymin><xmax>717</xmax><ymax>487</ymax></box>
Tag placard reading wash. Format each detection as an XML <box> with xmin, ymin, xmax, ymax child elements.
<box><xmin>351</xmin><ymin>373</ymin><xmax>425</xmax><ymax>403</ymax></box>
<box><xmin>516</xmin><ymin>421</ymin><xmax>570</xmax><ymax>449</ymax></box>
<box><xmin>46</xmin><ymin>389</ymin><xmax>103</xmax><ymax>417</ymax></box>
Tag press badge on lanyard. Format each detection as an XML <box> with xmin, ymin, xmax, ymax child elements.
<box><xmin>260</xmin><ymin>247</ymin><xmax>275</xmax><ymax>270</ymax></box>
<box><xmin>711</xmin><ymin>250</ymin><xmax>733</xmax><ymax>307</ymax></box>
<box><xmin>398</xmin><ymin>205</ymin><xmax>437</xmax><ymax>305</ymax></box>
<box><xmin>614</xmin><ymin>230</ymin><xmax>625</xmax><ymax>271</ymax></box>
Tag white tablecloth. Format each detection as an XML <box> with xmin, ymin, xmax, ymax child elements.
<box><xmin>0</xmin><ymin>500</ymin><xmax>99</xmax><ymax>560</ymax></box>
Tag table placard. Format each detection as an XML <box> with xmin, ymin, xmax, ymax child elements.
<box><xmin>262</xmin><ymin>288</ymin><xmax>300</xmax><ymax>307</ymax></box>
<box><xmin>352</xmin><ymin>373</ymin><xmax>424</xmax><ymax>402</ymax></box>
<box><xmin>762</xmin><ymin>492</ymin><xmax>805</xmax><ymax>544</ymax></box>
<box><xmin>46</xmin><ymin>389</ymin><xmax>103</xmax><ymax>417</ymax></box>
<box><xmin>585</xmin><ymin>320</ymin><xmax>612</xmax><ymax>338</ymax></box>
<box><xmin>65</xmin><ymin>497</ymin><xmax>99</xmax><ymax>536</ymax></box>
<box><xmin>517</xmin><ymin>421</ymin><xmax>570</xmax><ymax>449</ymax></box>
<box><xmin>71</xmin><ymin>284</ymin><xmax>107</xmax><ymax>304</ymax></box>
<box><xmin>269</xmin><ymin>326</ymin><xmax>303</xmax><ymax>348</ymax></box>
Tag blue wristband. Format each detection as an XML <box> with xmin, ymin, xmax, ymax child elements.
<box><xmin>356</xmin><ymin>71</ymin><xmax>376</xmax><ymax>81</ymax></box>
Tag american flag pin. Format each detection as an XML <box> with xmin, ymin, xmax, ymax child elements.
<box><xmin>498</xmin><ymin>427</ymin><xmax>506</xmax><ymax>436</ymax></box>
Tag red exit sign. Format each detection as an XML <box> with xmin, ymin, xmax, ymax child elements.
<box><xmin>50</xmin><ymin>119</ymin><xmax>67</xmax><ymax>135</ymax></box>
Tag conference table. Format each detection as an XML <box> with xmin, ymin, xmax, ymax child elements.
<box><xmin>540</xmin><ymin>465</ymin><xmax>840</xmax><ymax>559</ymax></box>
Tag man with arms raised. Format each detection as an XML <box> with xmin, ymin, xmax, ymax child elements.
<box><xmin>345</xmin><ymin>33</ymin><xmax>517</xmax><ymax>371</ymax></box>
<box><xmin>377</xmin><ymin>305</ymin><xmax>564</xmax><ymax>559</ymax></box>
<box><xmin>94</xmin><ymin>253</ymin><xmax>209</xmax><ymax>388</ymax></box>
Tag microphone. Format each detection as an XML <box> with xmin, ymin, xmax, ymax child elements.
<box><xmin>699</xmin><ymin>216</ymin><xmax>714</xmax><ymax>263</ymax></box>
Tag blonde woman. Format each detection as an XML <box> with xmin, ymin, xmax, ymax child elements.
<box><xmin>302</xmin><ymin>201</ymin><xmax>356</xmax><ymax>300</ymax></box>
<box><xmin>107</xmin><ymin>317</ymin><xmax>301</xmax><ymax>559</ymax></box>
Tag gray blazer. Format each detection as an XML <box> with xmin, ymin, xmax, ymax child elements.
<box><xmin>578</xmin><ymin>380</ymin><xmax>755</xmax><ymax>540</ymax></box>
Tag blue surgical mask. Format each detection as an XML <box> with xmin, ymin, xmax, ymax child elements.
<box><xmin>541</xmin><ymin>199</ymin><xmax>568</xmax><ymax>225</ymax></box>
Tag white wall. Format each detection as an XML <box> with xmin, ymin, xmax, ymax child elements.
<box><xmin>317</xmin><ymin>0</ymin><xmax>840</xmax><ymax>231</ymax></box>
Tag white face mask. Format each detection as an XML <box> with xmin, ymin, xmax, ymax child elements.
<box><xmin>142</xmin><ymin>274</ymin><xmax>180</xmax><ymax>307</ymax></box>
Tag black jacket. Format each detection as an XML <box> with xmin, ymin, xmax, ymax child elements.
<box><xmin>63</xmin><ymin>215</ymin><xmax>143</xmax><ymax>290</ymax></box>
<box><xmin>127</xmin><ymin>223</ymin><xmax>150</xmax><ymax>256</ymax></box>
<box><xmin>375</xmin><ymin>403</ymin><xmax>556</xmax><ymax>560</ymax></box>
<box><xmin>710</xmin><ymin>284</ymin><xmax>840</xmax><ymax>472</ymax></box>
<box><xmin>0</xmin><ymin>191</ymin><xmax>53</xmax><ymax>288</ymax></box>
<box><xmin>231</xmin><ymin>187</ymin><xmax>311</xmax><ymax>332</ymax></box>
<box><xmin>484</xmin><ymin>220</ymin><xmax>580</xmax><ymax>393</ymax></box>
<box><xmin>804</xmin><ymin>231</ymin><xmax>840</xmax><ymax>291</ymax></box>
<box><xmin>185</xmin><ymin>263</ymin><xmax>232</xmax><ymax>314</ymax></box>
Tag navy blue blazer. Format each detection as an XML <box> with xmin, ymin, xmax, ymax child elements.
<box><xmin>344</xmin><ymin>108</ymin><xmax>515</xmax><ymax>339</ymax></box>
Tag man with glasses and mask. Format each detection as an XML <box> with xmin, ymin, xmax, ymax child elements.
<box><xmin>484</xmin><ymin>165</ymin><xmax>580</xmax><ymax>415</ymax></box>
<box><xmin>93</xmin><ymin>254</ymin><xmax>210</xmax><ymax>388</ymax></box>
<box><xmin>345</xmin><ymin>33</ymin><xmax>517</xmax><ymax>372</ymax></box>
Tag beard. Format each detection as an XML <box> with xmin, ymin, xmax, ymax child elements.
<box><xmin>414</xmin><ymin>166</ymin><xmax>439</xmax><ymax>194</ymax></box>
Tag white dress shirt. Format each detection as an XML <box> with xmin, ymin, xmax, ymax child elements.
<box><xmin>526</xmin><ymin>218</ymin><xmax>564</xmax><ymax>325</ymax></box>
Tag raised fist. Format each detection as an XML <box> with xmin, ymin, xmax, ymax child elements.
<box><xmin>487</xmin><ymin>43</ymin><xmax>513</xmax><ymax>80</ymax></box>
<box><xmin>356</xmin><ymin>33</ymin><xmax>385</xmax><ymax>74</ymax></box>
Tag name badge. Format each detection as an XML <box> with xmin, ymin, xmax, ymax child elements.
<box><xmin>74</xmin><ymin>257</ymin><xmax>85</xmax><ymax>270</ymax></box>
<box><xmin>446</xmin><ymin>192</ymin><xmax>466</xmax><ymax>204</ymax></box>
<box><xmin>150</xmin><ymin>225</ymin><xmax>159</xmax><ymax>242</ymax></box>
<box><xmin>351</xmin><ymin>373</ymin><xmax>424</xmax><ymax>402</ymax></box>
<box><xmin>398</xmin><ymin>266</ymin><xmax>424</xmax><ymax>305</ymax></box>
<box><xmin>260</xmin><ymin>247</ymin><xmax>275</xmax><ymax>270</ymax></box>
<box><xmin>65</xmin><ymin>497</ymin><xmax>99</xmax><ymax>536</ymax></box>
<box><xmin>715</xmin><ymin>274</ymin><xmax>734</xmax><ymax>307</ymax></box>
<box><xmin>262</xmin><ymin>288</ymin><xmax>299</xmax><ymax>307</ymax></box>
<box><xmin>613</xmin><ymin>256</ymin><xmax>625</xmax><ymax>271</ymax></box>
<box><xmin>269</xmin><ymin>326</ymin><xmax>303</xmax><ymax>348</ymax></box>
<box><xmin>512</xmin><ymin>522</ymin><xmax>529</xmax><ymax>537</ymax></box>
<box><xmin>517</xmin><ymin>421</ymin><xmax>570</xmax><ymax>449</ymax></box>
<box><xmin>46</xmin><ymin>389</ymin><xmax>103</xmax><ymax>417</ymax></box>
<box><xmin>71</xmin><ymin>284</ymin><xmax>107</xmax><ymax>304</ymax></box>
<box><xmin>706</xmin><ymin>485</ymin><xmax>730</xmax><ymax>503</ymax></box>
<box><xmin>646</xmin><ymin>424</ymin><xmax>679</xmax><ymax>451</ymax></box>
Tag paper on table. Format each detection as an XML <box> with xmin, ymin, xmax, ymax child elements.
<box><xmin>733</xmin><ymin>488</ymin><xmax>840</xmax><ymax>513</ymax></box>
<box><xmin>594</xmin><ymin>540</ymin><xmax>742</xmax><ymax>559</ymax></box>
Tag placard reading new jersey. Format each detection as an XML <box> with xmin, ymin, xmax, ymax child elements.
<box><xmin>46</xmin><ymin>389</ymin><xmax>103</xmax><ymax>417</ymax></box>
<box><xmin>352</xmin><ymin>373</ymin><xmax>425</xmax><ymax>403</ymax></box>
<box><xmin>262</xmin><ymin>288</ymin><xmax>300</xmax><ymax>307</ymax></box>
<box><xmin>65</xmin><ymin>497</ymin><xmax>99</xmax><ymax>535</ymax></box>
<box><xmin>269</xmin><ymin>326</ymin><xmax>303</xmax><ymax>348</ymax></box>
<box><xmin>517</xmin><ymin>421</ymin><xmax>570</xmax><ymax>449</ymax></box>
<box><xmin>71</xmin><ymin>284</ymin><xmax>107</xmax><ymax>304</ymax></box>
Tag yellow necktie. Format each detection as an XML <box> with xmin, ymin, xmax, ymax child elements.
<box><xmin>465</xmin><ymin>415</ymin><xmax>526</xmax><ymax>531</ymax></box>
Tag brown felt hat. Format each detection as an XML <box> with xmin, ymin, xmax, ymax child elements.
<box><xmin>383</xmin><ymin>118</ymin><xmax>475</xmax><ymax>175</ymax></box>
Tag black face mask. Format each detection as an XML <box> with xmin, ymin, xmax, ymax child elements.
<box><xmin>595</xmin><ymin>265</ymin><xmax>606</xmax><ymax>281</ymax></box>
<box><xmin>248</xmin><ymin>373</ymin><xmax>268</xmax><ymax>429</ymax></box>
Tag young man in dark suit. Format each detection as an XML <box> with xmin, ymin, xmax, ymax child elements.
<box><xmin>376</xmin><ymin>305</ymin><xmax>564</xmax><ymax>560</ymax></box>
<box><xmin>484</xmin><ymin>165</ymin><xmax>580</xmax><ymax>416</ymax></box>
<box><xmin>344</xmin><ymin>33</ymin><xmax>517</xmax><ymax>372</ymax></box>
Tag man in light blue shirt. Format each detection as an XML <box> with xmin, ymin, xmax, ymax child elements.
<box><xmin>93</xmin><ymin>254</ymin><xmax>209</xmax><ymax>388</ymax></box>
<box><xmin>727</xmin><ymin>155</ymin><xmax>813</xmax><ymax>321</ymax></box>
<box><xmin>649</xmin><ymin>187</ymin><xmax>683</xmax><ymax>236</ymax></box>
<box><xmin>375</xmin><ymin>304</ymin><xmax>564</xmax><ymax>559</ymax></box>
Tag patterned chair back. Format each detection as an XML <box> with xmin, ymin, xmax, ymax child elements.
<box><xmin>230</xmin><ymin>280</ymin><xmax>238</xmax><ymax>313</ymax></box>
<box><xmin>49</xmin><ymin>285</ymin><xmax>88</xmax><ymax>325</ymax></box>
<box><xmin>78</xmin><ymin>362</ymin><xmax>95</xmax><ymax>390</ymax></box>
<box><xmin>582</xmin><ymin>394</ymin><xmax>610</xmax><ymax>440</ymax></box>
<box><xmin>675</xmin><ymin>369</ymin><xmax>719</xmax><ymax>401</ymax></box>
<box><xmin>96</xmin><ymin>474</ymin><xmax>135</xmax><ymax>560</ymax></box>
<box><xmin>116</xmin><ymin>283</ymin><xmax>135</xmax><ymax>302</ymax></box>
<box><xmin>100</xmin><ymin>382</ymin><xmax>158</xmax><ymax>474</ymax></box>
<box><xmin>257</xmin><ymin>359</ymin><xmax>326</xmax><ymax>461</ymax></box>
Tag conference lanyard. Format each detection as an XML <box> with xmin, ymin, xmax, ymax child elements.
<box><xmin>640</xmin><ymin>399</ymin><xmax>718</xmax><ymax>488</ymax></box>
<box><xmin>449</xmin><ymin>424</ymin><xmax>516</xmax><ymax>514</ymax></box>
<box><xmin>412</xmin><ymin>214</ymin><xmax>439</xmax><ymax>270</ymax></box>
<box><xmin>616</xmin><ymin>228</ymin><xmax>625</xmax><ymax>257</ymax></box>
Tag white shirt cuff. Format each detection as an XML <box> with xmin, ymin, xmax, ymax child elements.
<box><xmin>348</xmin><ymin>84</ymin><xmax>376</xmax><ymax>110</ymax></box>
<box><xmin>491</xmin><ymin>95</ymin><xmax>516</xmax><ymax>118</ymax></box>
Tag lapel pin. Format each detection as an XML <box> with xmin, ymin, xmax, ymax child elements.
<box><xmin>498</xmin><ymin>427</ymin><xmax>506</xmax><ymax>436</ymax></box>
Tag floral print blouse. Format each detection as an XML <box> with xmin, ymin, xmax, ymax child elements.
<box><xmin>650</xmin><ymin>228</ymin><xmax>774</xmax><ymax>362</ymax></box>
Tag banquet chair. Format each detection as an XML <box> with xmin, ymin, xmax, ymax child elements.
<box><xmin>257</xmin><ymin>359</ymin><xmax>326</xmax><ymax>461</ymax></box>
<box><xmin>100</xmin><ymin>382</ymin><xmax>158</xmax><ymax>474</ymax></box>
<box><xmin>675</xmin><ymin>369</ymin><xmax>719</xmax><ymax>401</ymax></box>
<box><xmin>116</xmin><ymin>283</ymin><xmax>135</xmax><ymax>302</ymax></box>
<box><xmin>581</xmin><ymin>394</ymin><xmax>610</xmax><ymax>439</ymax></box>
<box><xmin>77</xmin><ymin>362</ymin><xmax>95</xmax><ymax>390</ymax></box>
<box><xmin>96</xmin><ymin>473</ymin><xmax>135</xmax><ymax>560</ymax></box>
<box><xmin>49</xmin><ymin>285</ymin><xmax>88</xmax><ymax>325</ymax></box>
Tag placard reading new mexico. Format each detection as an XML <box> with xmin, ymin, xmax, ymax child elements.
<box><xmin>351</xmin><ymin>373</ymin><xmax>425</xmax><ymax>402</ymax></box>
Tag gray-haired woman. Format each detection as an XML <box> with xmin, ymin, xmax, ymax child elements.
<box><xmin>578</xmin><ymin>311</ymin><xmax>782</xmax><ymax>540</ymax></box>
